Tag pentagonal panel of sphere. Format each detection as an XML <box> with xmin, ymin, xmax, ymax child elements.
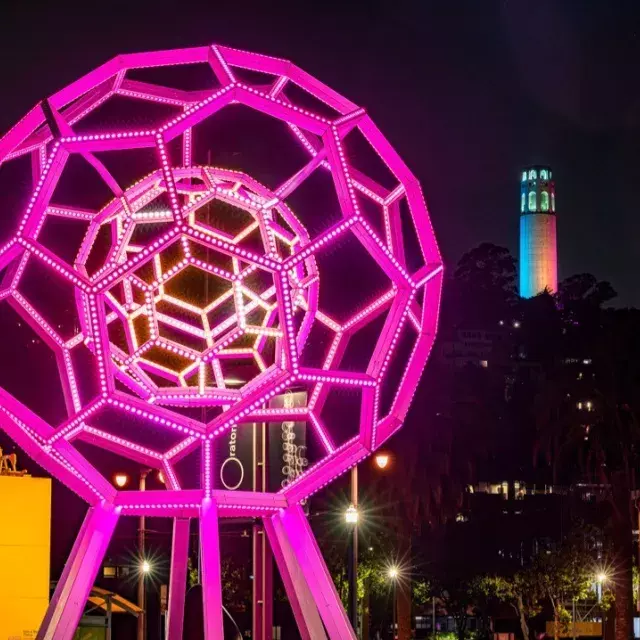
<box><xmin>77</xmin><ymin>167</ymin><xmax>317</xmax><ymax>410</ymax></box>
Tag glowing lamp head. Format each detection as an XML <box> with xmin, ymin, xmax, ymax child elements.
<box><xmin>142</xmin><ymin>560</ymin><xmax>151</xmax><ymax>574</ymax></box>
<box><xmin>597</xmin><ymin>571</ymin><xmax>609</xmax><ymax>584</ymax></box>
<box><xmin>374</xmin><ymin>453</ymin><xmax>391</xmax><ymax>470</ymax></box>
<box><xmin>113</xmin><ymin>474</ymin><xmax>129</xmax><ymax>489</ymax></box>
<box><xmin>345</xmin><ymin>504</ymin><xmax>359</xmax><ymax>525</ymax></box>
<box><xmin>388</xmin><ymin>566</ymin><xmax>399</xmax><ymax>580</ymax></box>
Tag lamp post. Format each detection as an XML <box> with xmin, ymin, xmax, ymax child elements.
<box><xmin>113</xmin><ymin>470</ymin><xmax>162</xmax><ymax>640</ymax></box>
<box><xmin>137</xmin><ymin>469</ymin><xmax>150</xmax><ymax>640</ymax></box>
<box><xmin>596</xmin><ymin>571</ymin><xmax>609</xmax><ymax>640</ymax></box>
<box><xmin>345</xmin><ymin>453</ymin><xmax>391</xmax><ymax>638</ymax></box>
<box><xmin>346</xmin><ymin>467</ymin><xmax>359</xmax><ymax>635</ymax></box>
<box><xmin>388</xmin><ymin>567</ymin><xmax>399</xmax><ymax>640</ymax></box>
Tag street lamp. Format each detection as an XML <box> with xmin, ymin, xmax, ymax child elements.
<box><xmin>596</xmin><ymin>570</ymin><xmax>610</xmax><ymax>640</ymax></box>
<box><xmin>345</xmin><ymin>504</ymin><xmax>359</xmax><ymax>525</ymax></box>
<box><xmin>112</xmin><ymin>470</ymin><xmax>152</xmax><ymax>640</ymax></box>
<box><xmin>345</xmin><ymin>501</ymin><xmax>359</xmax><ymax>633</ymax></box>
<box><xmin>388</xmin><ymin>566</ymin><xmax>400</xmax><ymax>640</ymax></box>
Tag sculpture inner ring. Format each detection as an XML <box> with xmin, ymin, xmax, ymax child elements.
<box><xmin>78</xmin><ymin>166</ymin><xmax>317</xmax><ymax>407</ymax></box>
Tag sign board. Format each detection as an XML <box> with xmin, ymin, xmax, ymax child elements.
<box><xmin>268</xmin><ymin>391</ymin><xmax>308</xmax><ymax>492</ymax></box>
<box><xmin>0</xmin><ymin>476</ymin><xmax>51</xmax><ymax>640</ymax></box>
<box><xmin>212</xmin><ymin>391</ymin><xmax>309</xmax><ymax>493</ymax></box>
<box><xmin>215</xmin><ymin>422</ymin><xmax>256</xmax><ymax>491</ymax></box>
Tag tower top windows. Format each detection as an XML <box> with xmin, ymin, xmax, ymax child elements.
<box><xmin>540</xmin><ymin>191</ymin><xmax>549</xmax><ymax>211</ymax></box>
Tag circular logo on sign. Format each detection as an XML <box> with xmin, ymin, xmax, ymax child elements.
<box><xmin>220</xmin><ymin>457</ymin><xmax>245</xmax><ymax>491</ymax></box>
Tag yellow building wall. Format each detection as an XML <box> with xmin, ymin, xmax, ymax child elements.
<box><xmin>0</xmin><ymin>476</ymin><xmax>51</xmax><ymax>640</ymax></box>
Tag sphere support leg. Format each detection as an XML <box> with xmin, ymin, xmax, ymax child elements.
<box><xmin>37</xmin><ymin>502</ymin><xmax>120</xmax><ymax>640</ymax></box>
<box><xmin>200</xmin><ymin>498</ymin><xmax>225</xmax><ymax>639</ymax></box>
<box><xmin>268</xmin><ymin>505</ymin><xmax>356</xmax><ymax>640</ymax></box>
<box><xmin>264</xmin><ymin>514</ymin><xmax>327</xmax><ymax>640</ymax></box>
<box><xmin>166</xmin><ymin>517</ymin><xmax>190</xmax><ymax>640</ymax></box>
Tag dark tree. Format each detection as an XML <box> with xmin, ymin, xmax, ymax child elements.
<box><xmin>444</xmin><ymin>243</ymin><xmax>518</xmax><ymax>327</ymax></box>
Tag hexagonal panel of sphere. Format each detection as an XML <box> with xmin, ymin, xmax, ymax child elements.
<box><xmin>77</xmin><ymin>167</ymin><xmax>317</xmax><ymax>409</ymax></box>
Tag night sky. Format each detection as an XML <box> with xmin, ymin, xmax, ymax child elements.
<box><xmin>1</xmin><ymin>0</ymin><xmax>639</xmax><ymax>306</ymax></box>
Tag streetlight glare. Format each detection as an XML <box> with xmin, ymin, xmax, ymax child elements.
<box><xmin>113</xmin><ymin>473</ymin><xmax>129</xmax><ymax>488</ymax></box>
<box><xmin>345</xmin><ymin>504</ymin><xmax>359</xmax><ymax>524</ymax></box>
<box><xmin>375</xmin><ymin>453</ymin><xmax>391</xmax><ymax>470</ymax></box>
<box><xmin>142</xmin><ymin>560</ymin><xmax>151</xmax><ymax>574</ymax></box>
<box><xmin>388</xmin><ymin>566</ymin><xmax>399</xmax><ymax>580</ymax></box>
<box><xmin>597</xmin><ymin>571</ymin><xmax>609</xmax><ymax>584</ymax></box>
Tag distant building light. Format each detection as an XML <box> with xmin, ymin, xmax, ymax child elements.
<box><xmin>103</xmin><ymin>565</ymin><xmax>117</xmax><ymax>578</ymax></box>
<box><xmin>480</xmin><ymin>360</ymin><xmax>488</xmax><ymax>368</ymax></box>
<box><xmin>583</xmin><ymin>359</ymin><xmax>592</xmax><ymax>365</ymax></box>
<box><xmin>499</xmin><ymin>320</ymin><xmax>505</xmax><ymax>326</ymax></box>
<box><xmin>513</xmin><ymin>321</ymin><xmax>521</xmax><ymax>329</ymax></box>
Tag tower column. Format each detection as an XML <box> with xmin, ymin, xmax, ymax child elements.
<box><xmin>519</xmin><ymin>166</ymin><xmax>557</xmax><ymax>298</ymax></box>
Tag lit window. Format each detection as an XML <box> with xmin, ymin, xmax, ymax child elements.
<box><xmin>522</xmin><ymin>171</ymin><xmax>527</xmax><ymax>182</ymax></box>
<box><xmin>540</xmin><ymin>191</ymin><xmax>549</xmax><ymax>211</ymax></box>
<box><xmin>539</xmin><ymin>169</ymin><xmax>548</xmax><ymax>180</ymax></box>
<box><xmin>521</xmin><ymin>192</ymin><xmax>525</xmax><ymax>212</ymax></box>
<box><xmin>480</xmin><ymin>360</ymin><xmax>488</xmax><ymax>368</ymax></box>
<box><xmin>528</xmin><ymin>191</ymin><xmax>536</xmax><ymax>211</ymax></box>
<box><xmin>551</xmin><ymin>192</ymin><xmax>555</xmax><ymax>211</ymax></box>
<box><xmin>528</xmin><ymin>169</ymin><xmax>537</xmax><ymax>180</ymax></box>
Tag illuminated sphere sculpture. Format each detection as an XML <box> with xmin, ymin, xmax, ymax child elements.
<box><xmin>0</xmin><ymin>45</ymin><xmax>442</xmax><ymax>639</ymax></box>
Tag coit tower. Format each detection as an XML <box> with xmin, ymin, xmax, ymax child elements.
<box><xmin>519</xmin><ymin>166</ymin><xmax>557</xmax><ymax>298</ymax></box>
